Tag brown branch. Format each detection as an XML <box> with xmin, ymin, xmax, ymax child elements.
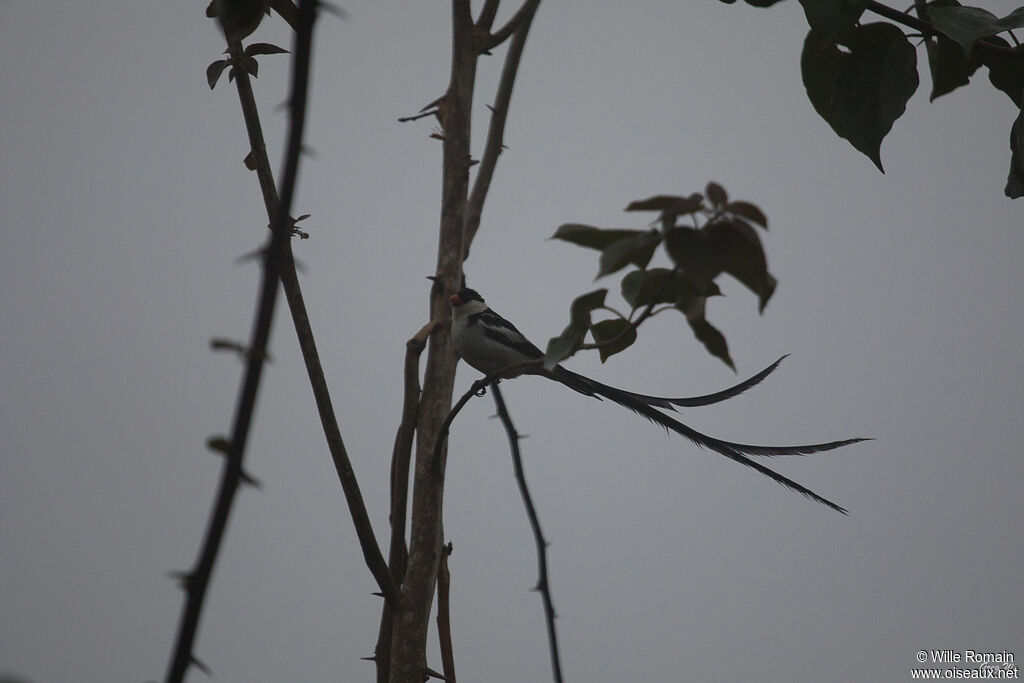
<box><xmin>390</xmin><ymin>2</ymin><xmax>541</xmax><ymax>679</ymax></box>
<box><xmin>483</xmin><ymin>0</ymin><xmax>540</xmax><ymax>52</ymax></box>
<box><xmin>164</xmin><ymin>3</ymin><xmax>318</xmax><ymax>681</ymax></box>
<box><xmin>490</xmin><ymin>383</ymin><xmax>563</xmax><ymax>683</ymax></box>
<box><xmin>373</xmin><ymin>320</ymin><xmax>436</xmax><ymax>683</ymax></box>
<box><xmin>387</xmin><ymin>2</ymin><xmax>478</xmax><ymax>680</ymax></box>
<box><xmin>222</xmin><ymin>20</ymin><xmax>398</xmax><ymax>611</ymax></box>
<box><xmin>464</xmin><ymin>0</ymin><xmax>540</xmax><ymax>255</ymax></box>
<box><xmin>475</xmin><ymin>0</ymin><xmax>500</xmax><ymax>31</ymax></box>
<box><xmin>436</xmin><ymin>541</ymin><xmax>456</xmax><ymax>682</ymax></box>
<box><xmin>430</xmin><ymin>359</ymin><xmax>543</xmax><ymax>470</ymax></box>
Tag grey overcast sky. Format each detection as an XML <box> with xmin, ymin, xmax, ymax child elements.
<box><xmin>2</xmin><ymin>2</ymin><xmax>1022</xmax><ymax>682</ymax></box>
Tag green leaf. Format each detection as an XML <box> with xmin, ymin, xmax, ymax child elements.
<box><xmin>707</xmin><ymin>219</ymin><xmax>778</xmax><ymax>312</ymax></box>
<box><xmin>551</xmin><ymin>224</ymin><xmax>646</xmax><ymax>251</ymax></box>
<box><xmin>979</xmin><ymin>36</ymin><xmax>1024</xmax><ymax>105</ymax></box>
<box><xmin>206</xmin><ymin>59</ymin><xmax>229</xmax><ymax>89</ymax></box>
<box><xmin>687</xmin><ymin>316</ymin><xmax>735</xmax><ymax>371</ymax></box>
<box><xmin>590</xmin><ymin>319</ymin><xmax>638</xmax><ymax>362</ymax></box>
<box><xmin>705</xmin><ymin>181</ymin><xmax>728</xmax><ymax>207</ymax></box>
<box><xmin>544</xmin><ymin>325</ymin><xmax>586</xmax><ymax>369</ymax></box>
<box><xmin>621</xmin><ymin>268</ymin><xmax>720</xmax><ymax>309</ymax></box>
<box><xmin>925</xmin><ymin>33</ymin><xmax>979</xmax><ymax>101</ymax></box>
<box><xmin>597</xmin><ymin>230</ymin><xmax>662</xmax><ymax>278</ymax></box>
<box><xmin>242</xmin><ymin>54</ymin><xmax>259</xmax><ymax>78</ymax></box>
<box><xmin>725</xmin><ymin>200</ymin><xmax>768</xmax><ymax>229</ymax></box>
<box><xmin>798</xmin><ymin>0</ymin><xmax>867</xmax><ymax>32</ymax></box>
<box><xmin>1006</xmin><ymin>108</ymin><xmax>1024</xmax><ymax>199</ymax></box>
<box><xmin>206</xmin><ymin>435</ymin><xmax>232</xmax><ymax>454</ymax></box>
<box><xmin>569</xmin><ymin>288</ymin><xmax>608</xmax><ymax>326</ymax></box>
<box><xmin>664</xmin><ymin>227</ymin><xmax>727</xmax><ymax>284</ymax></box>
<box><xmin>545</xmin><ymin>289</ymin><xmax>609</xmax><ymax>368</ymax></box>
<box><xmin>625</xmin><ymin>193</ymin><xmax>705</xmax><ymax>230</ymax></box>
<box><xmin>245</xmin><ymin>42</ymin><xmax>290</xmax><ymax>57</ymax></box>
<box><xmin>801</xmin><ymin>23</ymin><xmax>919</xmax><ymax>171</ymax></box>
<box><xmin>624</xmin><ymin>194</ymin><xmax>703</xmax><ymax>215</ymax></box>
<box><xmin>677</xmin><ymin>297</ymin><xmax>735</xmax><ymax>370</ymax></box>
<box><xmin>929</xmin><ymin>5</ymin><xmax>1024</xmax><ymax>55</ymax></box>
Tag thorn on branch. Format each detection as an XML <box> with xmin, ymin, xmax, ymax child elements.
<box><xmin>167</xmin><ymin>570</ymin><xmax>193</xmax><ymax>591</ymax></box>
<box><xmin>397</xmin><ymin>108</ymin><xmax>440</xmax><ymax>123</ymax></box>
<box><xmin>189</xmin><ymin>654</ymin><xmax>212</xmax><ymax>676</ymax></box>
<box><xmin>206</xmin><ymin>435</ymin><xmax>232</xmax><ymax>455</ymax></box>
<box><xmin>239</xmin><ymin>469</ymin><xmax>262</xmax><ymax>488</ymax></box>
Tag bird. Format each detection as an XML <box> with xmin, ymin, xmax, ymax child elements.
<box><xmin>449</xmin><ymin>287</ymin><xmax>868</xmax><ymax>514</ymax></box>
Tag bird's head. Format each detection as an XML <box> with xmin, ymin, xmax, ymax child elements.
<box><xmin>449</xmin><ymin>288</ymin><xmax>485</xmax><ymax>308</ymax></box>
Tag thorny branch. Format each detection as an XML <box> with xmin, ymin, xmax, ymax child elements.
<box><xmin>165</xmin><ymin>2</ymin><xmax>319</xmax><ymax>681</ymax></box>
<box><xmin>386</xmin><ymin>3</ymin><xmax>542</xmax><ymax>681</ymax></box>
<box><xmin>216</xmin><ymin>12</ymin><xmax>398</xmax><ymax>611</ymax></box>
<box><xmin>490</xmin><ymin>383</ymin><xmax>564</xmax><ymax>683</ymax></box>
<box><xmin>464</xmin><ymin>0</ymin><xmax>540</xmax><ymax>256</ymax></box>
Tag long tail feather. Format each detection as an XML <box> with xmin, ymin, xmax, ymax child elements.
<box><xmin>552</xmin><ymin>356</ymin><xmax>789</xmax><ymax>410</ymax></box>
<box><xmin>546</xmin><ymin>365</ymin><xmax>865</xmax><ymax>513</ymax></box>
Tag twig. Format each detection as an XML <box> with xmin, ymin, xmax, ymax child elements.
<box><xmin>431</xmin><ymin>359</ymin><xmax>543</xmax><ymax>472</ymax></box>
<box><xmin>164</xmin><ymin>3</ymin><xmax>318</xmax><ymax>681</ymax></box>
<box><xmin>476</xmin><ymin>0</ymin><xmax>500</xmax><ymax>31</ymax></box>
<box><xmin>464</xmin><ymin>0</ymin><xmax>541</xmax><ymax>255</ymax></box>
<box><xmin>490</xmin><ymin>383</ymin><xmax>564</xmax><ymax>683</ymax></box>
<box><xmin>437</xmin><ymin>541</ymin><xmax>456</xmax><ymax>682</ymax></box>
<box><xmin>218</xmin><ymin>5</ymin><xmax>399</xmax><ymax>609</ymax></box>
<box><xmin>227</xmin><ymin>4</ymin><xmax>398</xmax><ymax>611</ymax></box>
<box><xmin>484</xmin><ymin>0</ymin><xmax>540</xmax><ymax>52</ymax></box>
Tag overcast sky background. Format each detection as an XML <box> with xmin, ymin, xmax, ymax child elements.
<box><xmin>2</xmin><ymin>2</ymin><xmax>1022</xmax><ymax>682</ymax></box>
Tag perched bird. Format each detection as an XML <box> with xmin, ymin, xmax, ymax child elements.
<box><xmin>449</xmin><ymin>287</ymin><xmax>868</xmax><ymax>514</ymax></box>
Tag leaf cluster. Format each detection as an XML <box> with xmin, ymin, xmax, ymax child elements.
<box><xmin>546</xmin><ymin>182</ymin><xmax>773</xmax><ymax>371</ymax></box>
<box><xmin>206</xmin><ymin>42</ymin><xmax>289</xmax><ymax>90</ymax></box>
<box><xmin>723</xmin><ymin>0</ymin><xmax>1024</xmax><ymax>196</ymax></box>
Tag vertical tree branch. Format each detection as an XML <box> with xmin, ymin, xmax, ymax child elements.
<box><xmin>227</xmin><ymin>5</ymin><xmax>400</xmax><ymax>612</ymax></box>
<box><xmin>464</xmin><ymin>0</ymin><xmax>540</xmax><ymax>255</ymax></box>
<box><xmin>387</xmin><ymin>1</ymin><xmax>477</xmax><ymax>680</ymax></box>
<box><xmin>388</xmin><ymin>3</ymin><xmax>542</xmax><ymax>679</ymax></box>
<box><xmin>220</xmin><ymin>11</ymin><xmax>399</xmax><ymax>609</ymax></box>
<box><xmin>374</xmin><ymin>321</ymin><xmax>435</xmax><ymax>683</ymax></box>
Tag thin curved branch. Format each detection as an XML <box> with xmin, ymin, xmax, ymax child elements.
<box><xmin>431</xmin><ymin>359</ymin><xmax>543</xmax><ymax>470</ymax></box>
<box><xmin>484</xmin><ymin>0</ymin><xmax>540</xmax><ymax>52</ymax></box>
<box><xmin>164</xmin><ymin>3</ymin><xmax>318</xmax><ymax>681</ymax></box>
<box><xmin>476</xmin><ymin>0</ymin><xmax>500</xmax><ymax>31</ymax></box>
<box><xmin>490</xmin><ymin>383</ymin><xmax>563</xmax><ymax>683</ymax></box>
<box><xmin>222</xmin><ymin>18</ymin><xmax>398</xmax><ymax>610</ymax></box>
<box><xmin>464</xmin><ymin>0</ymin><xmax>540</xmax><ymax>255</ymax></box>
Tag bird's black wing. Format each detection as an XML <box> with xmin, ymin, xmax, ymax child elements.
<box><xmin>469</xmin><ymin>308</ymin><xmax>545</xmax><ymax>359</ymax></box>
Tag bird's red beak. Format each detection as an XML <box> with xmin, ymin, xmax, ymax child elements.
<box><xmin>449</xmin><ymin>293</ymin><xmax>461</xmax><ymax>306</ymax></box>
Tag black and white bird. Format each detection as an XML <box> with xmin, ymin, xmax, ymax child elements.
<box><xmin>449</xmin><ymin>287</ymin><xmax>867</xmax><ymax>514</ymax></box>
